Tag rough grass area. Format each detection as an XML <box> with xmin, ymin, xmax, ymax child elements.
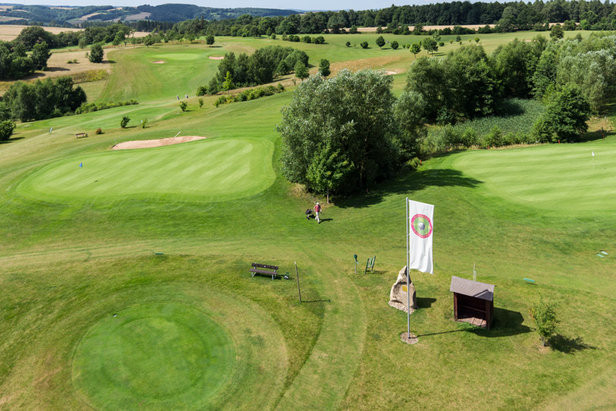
<box><xmin>429</xmin><ymin>98</ymin><xmax>546</xmax><ymax>141</ymax></box>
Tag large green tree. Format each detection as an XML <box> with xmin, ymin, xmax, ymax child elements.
<box><xmin>407</xmin><ymin>45</ymin><xmax>496</xmax><ymax>123</ymax></box>
<box><xmin>89</xmin><ymin>44</ymin><xmax>104</xmax><ymax>63</ymax></box>
<box><xmin>31</xmin><ymin>41</ymin><xmax>50</xmax><ymax>70</ymax></box>
<box><xmin>279</xmin><ymin>70</ymin><xmax>397</xmax><ymax>193</ymax></box>
<box><xmin>533</xmin><ymin>84</ymin><xmax>590</xmax><ymax>143</ymax></box>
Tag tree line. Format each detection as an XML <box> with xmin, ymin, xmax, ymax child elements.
<box><xmin>0</xmin><ymin>40</ymin><xmax>50</xmax><ymax>80</ymax></box>
<box><xmin>408</xmin><ymin>33</ymin><xmax>614</xmax><ymax>124</ymax></box>
<box><xmin>0</xmin><ymin>77</ymin><xmax>86</xmax><ymax>122</ymax></box>
<box><xmin>168</xmin><ymin>0</ymin><xmax>616</xmax><ymax>39</ymax></box>
<box><xmin>198</xmin><ymin>46</ymin><xmax>309</xmax><ymax>95</ymax></box>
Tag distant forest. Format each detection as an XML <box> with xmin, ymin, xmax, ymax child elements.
<box><xmin>173</xmin><ymin>1</ymin><xmax>616</xmax><ymax>36</ymax></box>
<box><xmin>1</xmin><ymin>1</ymin><xmax>615</xmax><ymax>33</ymax></box>
<box><xmin>0</xmin><ymin>4</ymin><xmax>297</xmax><ymax>26</ymax></box>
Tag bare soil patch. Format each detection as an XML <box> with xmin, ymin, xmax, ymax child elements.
<box><xmin>209</xmin><ymin>56</ymin><xmax>224</xmax><ymax>60</ymax></box>
<box><xmin>112</xmin><ymin>136</ymin><xmax>207</xmax><ymax>150</ymax></box>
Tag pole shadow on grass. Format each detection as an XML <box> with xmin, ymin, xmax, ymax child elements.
<box><xmin>336</xmin><ymin>168</ymin><xmax>482</xmax><ymax>208</ymax></box>
<box><xmin>548</xmin><ymin>334</ymin><xmax>596</xmax><ymax>353</ymax></box>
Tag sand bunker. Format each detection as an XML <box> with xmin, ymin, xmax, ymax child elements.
<box><xmin>152</xmin><ymin>60</ymin><xmax>165</xmax><ymax>64</ymax></box>
<box><xmin>209</xmin><ymin>56</ymin><xmax>224</xmax><ymax>60</ymax></box>
<box><xmin>112</xmin><ymin>136</ymin><xmax>206</xmax><ymax>150</ymax></box>
<box><xmin>385</xmin><ymin>70</ymin><xmax>399</xmax><ymax>75</ymax></box>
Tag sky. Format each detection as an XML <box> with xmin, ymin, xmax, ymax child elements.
<box><xmin>0</xmin><ymin>0</ymin><xmax>506</xmax><ymax>12</ymax></box>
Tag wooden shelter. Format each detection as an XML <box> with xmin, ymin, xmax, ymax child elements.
<box><xmin>450</xmin><ymin>276</ymin><xmax>495</xmax><ymax>329</ymax></box>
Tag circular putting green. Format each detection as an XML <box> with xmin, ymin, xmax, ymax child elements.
<box><xmin>72</xmin><ymin>302</ymin><xmax>234</xmax><ymax>409</ymax></box>
<box><xmin>18</xmin><ymin>138</ymin><xmax>275</xmax><ymax>202</ymax></box>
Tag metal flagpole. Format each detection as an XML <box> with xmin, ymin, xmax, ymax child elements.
<box><xmin>406</xmin><ymin>197</ymin><xmax>411</xmax><ymax>339</ymax></box>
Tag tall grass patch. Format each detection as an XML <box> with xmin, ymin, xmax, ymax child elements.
<box><xmin>424</xmin><ymin>99</ymin><xmax>545</xmax><ymax>153</ymax></box>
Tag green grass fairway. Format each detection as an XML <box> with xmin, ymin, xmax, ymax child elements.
<box><xmin>99</xmin><ymin>45</ymin><xmax>220</xmax><ymax>102</ymax></box>
<box><xmin>17</xmin><ymin>138</ymin><xmax>275</xmax><ymax>202</ymax></box>
<box><xmin>451</xmin><ymin>140</ymin><xmax>616</xmax><ymax>215</ymax></box>
<box><xmin>72</xmin><ymin>302</ymin><xmax>234</xmax><ymax>409</ymax></box>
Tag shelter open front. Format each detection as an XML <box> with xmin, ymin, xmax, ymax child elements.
<box><xmin>450</xmin><ymin>276</ymin><xmax>495</xmax><ymax>330</ymax></box>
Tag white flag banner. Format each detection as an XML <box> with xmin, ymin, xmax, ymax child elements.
<box><xmin>408</xmin><ymin>199</ymin><xmax>434</xmax><ymax>274</ymax></box>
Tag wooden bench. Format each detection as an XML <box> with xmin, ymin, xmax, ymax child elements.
<box><xmin>250</xmin><ymin>263</ymin><xmax>279</xmax><ymax>280</ymax></box>
<box><xmin>75</xmin><ymin>132</ymin><xmax>88</xmax><ymax>139</ymax></box>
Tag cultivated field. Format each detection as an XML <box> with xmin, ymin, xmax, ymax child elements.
<box><xmin>0</xmin><ymin>24</ymin><xmax>81</xmax><ymax>41</ymax></box>
<box><xmin>0</xmin><ymin>31</ymin><xmax>614</xmax><ymax>409</ymax></box>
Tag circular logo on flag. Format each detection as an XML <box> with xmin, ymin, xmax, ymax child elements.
<box><xmin>411</xmin><ymin>214</ymin><xmax>432</xmax><ymax>238</ymax></box>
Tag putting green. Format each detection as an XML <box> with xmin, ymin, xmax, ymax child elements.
<box><xmin>72</xmin><ymin>303</ymin><xmax>234</xmax><ymax>409</ymax></box>
<box><xmin>17</xmin><ymin>138</ymin><xmax>275</xmax><ymax>202</ymax></box>
<box><xmin>451</xmin><ymin>142</ymin><xmax>616</xmax><ymax>215</ymax></box>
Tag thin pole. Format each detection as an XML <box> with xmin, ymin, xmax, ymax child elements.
<box><xmin>406</xmin><ymin>197</ymin><xmax>411</xmax><ymax>339</ymax></box>
<box><xmin>295</xmin><ymin>262</ymin><xmax>302</xmax><ymax>303</ymax></box>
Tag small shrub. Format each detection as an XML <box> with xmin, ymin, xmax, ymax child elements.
<box><xmin>95</xmin><ymin>127</ymin><xmax>102</xmax><ymax>135</ymax></box>
<box><xmin>199</xmin><ymin>98</ymin><xmax>204</xmax><ymax>108</ymax></box>
<box><xmin>120</xmin><ymin>116</ymin><xmax>130</xmax><ymax>128</ymax></box>
<box><xmin>179</xmin><ymin>101</ymin><xmax>187</xmax><ymax>112</ymax></box>
<box><xmin>314</xmin><ymin>36</ymin><xmax>325</xmax><ymax>44</ymax></box>
<box><xmin>406</xmin><ymin>157</ymin><xmax>421</xmax><ymax>170</ymax></box>
<box><xmin>461</xmin><ymin>127</ymin><xmax>478</xmax><ymax>147</ymax></box>
<box><xmin>0</xmin><ymin>120</ymin><xmax>16</xmax><ymax>141</ymax></box>
<box><xmin>302</xmin><ymin>35</ymin><xmax>312</xmax><ymax>43</ymax></box>
<box><xmin>360</xmin><ymin>41</ymin><xmax>369</xmax><ymax>49</ymax></box>
<box><xmin>484</xmin><ymin>126</ymin><xmax>504</xmax><ymax>148</ymax></box>
<box><xmin>141</xmin><ymin>119</ymin><xmax>147</xmax><ymax>129</ymax></box>
<box><xmin>345</xmin><ymin>41</ymin><xmax>351</xmax><ymax>47</ymax></box>
<box><xmin>531</xmin><ymin>301</ymin><xmax>559</xmax><ymax>346</ymax></box>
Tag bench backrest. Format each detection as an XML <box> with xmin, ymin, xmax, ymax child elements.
<box><xmin>252</xmin><ymin>263</ymin><xmax>278</xmax><ymax>270</ymax></box>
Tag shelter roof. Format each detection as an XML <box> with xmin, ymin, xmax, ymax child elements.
<box><xmin>450</xmin><ymin>276</ymin><xmax>495</xmax><ymax>301</ymax></box>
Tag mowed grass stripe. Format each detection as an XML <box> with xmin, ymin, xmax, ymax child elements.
<box><xmin>16</xmin><ymin>138</ymin><xmax>275</xmax><ymax>202</ymax></box>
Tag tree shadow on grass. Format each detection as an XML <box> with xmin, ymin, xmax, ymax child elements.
<box><xmin>0</xmin><ymin>137</ymin><xmax>24</xmax><ymax>144</ymax></box>
<box><xmin>548</xmin><ymin>334</ymin><xmax>596</xmax><ymax>353</ymax></box>
<box><xmin>336</xmin><ymin>168</ymin><xmax>482</xmax><ymax>208</ymax></box>
<box><xmin>579</xmin><ymin>129</ymin><xmax>615</xmax><ymax>142</ymax></box>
